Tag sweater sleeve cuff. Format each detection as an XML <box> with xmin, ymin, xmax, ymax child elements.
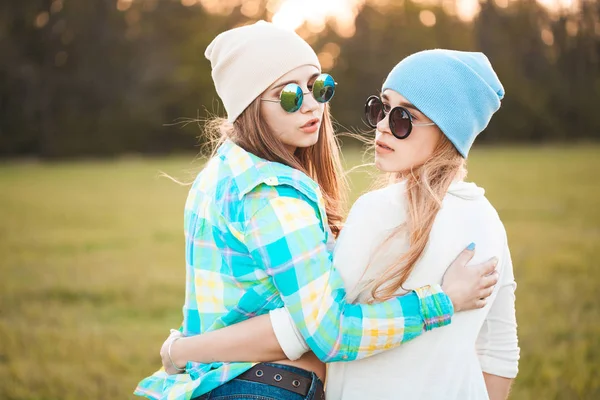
<box><xmin>269</xmin><ymin>307</ymin><xmax>310</xmax><ymax>361</ymax></box>
<box><xmin>479</xmin><ymin>355</ymin><xmax>519</xmax><ymax>379</ymax></box>
<box><xmin>414</xmin><ymin>284</ymin><xmax>454</xmax><ymax>331</ymax></box>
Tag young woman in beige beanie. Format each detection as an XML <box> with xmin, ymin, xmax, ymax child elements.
<box><xmin>134</xmin><ymin>22</ymin><xmax>499</xmax><ymax>400</ymax></box>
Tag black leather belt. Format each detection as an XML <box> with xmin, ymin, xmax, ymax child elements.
<box><xmin>237</xmin><ymin>363</ymin><xmax>324</xmax><ymax>398</ymax></box>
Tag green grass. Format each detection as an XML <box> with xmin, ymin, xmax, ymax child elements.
<box><xmin>0</xmin><ymin>145</ymin><xmax>599</xmax><ymax>399</ymax></box>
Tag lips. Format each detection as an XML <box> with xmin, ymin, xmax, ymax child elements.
<box><xmin>301</xmin><ymin>118</ymin><xmax>320</xmax><ymax>129</ymax></box>
<box><xmin>375</xmin><ymin>140</ymin><xmax>394</xmax><ymax>151</ymax></box>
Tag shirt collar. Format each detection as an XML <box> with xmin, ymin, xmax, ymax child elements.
<box><xmin>216</xmin><ymin>139</ymin><xmax>322</xmax><ymax>204</ymax></box>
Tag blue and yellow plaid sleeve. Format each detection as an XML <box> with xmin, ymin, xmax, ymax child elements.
<box><xmin>244</xmin><ymin>187</ymin><xmax>454</xmax><ymax>362</ymax></box>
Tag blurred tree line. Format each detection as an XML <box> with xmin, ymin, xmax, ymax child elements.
<box><xmin>1</xmin><ymin>0</ymin><xmax>598</xmax><ymax>158</ymax></box>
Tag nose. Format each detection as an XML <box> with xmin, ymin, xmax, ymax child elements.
<box><xmin>300</xmin><ymin>89</ymin><xmax>319</xmax><ymax>114</ymax></box>
<box><xmin>376</xmin><ymin>111</ymin><xmax>392</xmax><ymax>136</ymax></box>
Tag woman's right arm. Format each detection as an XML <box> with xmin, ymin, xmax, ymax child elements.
<box><xmin>165</xmin><ymin>314</ymin><xmax>285</xmax><ymax>372</ymax></box>
<box><xmin>244</xmin><ymin>190</ymin><xmax>501</xmax><ymax>363</ymax></box>
<box><xmin>203</xmin><ymin>188</ymin><xmax>493</xmax><ymax>363</ymax></box>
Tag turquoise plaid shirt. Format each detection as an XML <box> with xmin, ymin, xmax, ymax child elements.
<box><xmin>135</xmin><ymin>140</ymin><xmax>454</xmax><ymax>400</ymax></box>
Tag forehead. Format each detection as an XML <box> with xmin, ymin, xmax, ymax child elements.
<box><xmin>270</xmin><ymin>65</ymin><xmax>321</xmax><ymax>86</ymax></box>
<box><xmin>382</xmin><ymin>89</ymin><xmax>410</xmax><ymax>105</ymax></box>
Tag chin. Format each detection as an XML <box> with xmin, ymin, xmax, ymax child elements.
<box><xmin>375</xmin><ymin>156</ymin><xmax>405</xmax><ymax>173</ymax></box>
<box><xmin>295</xmin><ymin>135</ymin><xmax>320</xmax><ymax>149</ymax></box>
<box><xmin>375</xmin><ymin>157</ymin><xmax>391</xmax><ymax>173</ymax></box>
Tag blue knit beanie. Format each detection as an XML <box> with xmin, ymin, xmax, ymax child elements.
<box><xmin>382</xmin><ymin>49</ymin><xmax>504</xmax><ymax>158</ymax></box>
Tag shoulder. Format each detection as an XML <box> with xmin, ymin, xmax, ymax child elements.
<box><xmin>442</xmin><ymin>181</ymin><xmax>503</xmax><ymax>227</ymax></box>
<box><xmin>434</xmin><ymin>181</ymin><xmax>508</xmax><ymax>260</ymax></box>
<box><xmin>242</xmin><ymin>184</ymin><xmax>322</xmax><ymax>223</ymax></box>
<box><xmin>353</xmin><ymin>181</ymin><xmax>406</xmax><ymax>208</ymax></box>
<box><xmin>346</xmin><ymin>181</ymin><xmax>407</xmax><ymax>229</ymax></box>
<box><xmin>240</xmin><ymin>163</ymin><xmax>324</xmax><ymax>224</ymax></box>
<box><xmin>203</xmin><ymin>139</ymin><xmax>325</xmax><ymax>214</ymax></box>
<box><xmin>219</xmin><ymin>140</ymin><xmax>321</xmax><ymax>203</ymax></box>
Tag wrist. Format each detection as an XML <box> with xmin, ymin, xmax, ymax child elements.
<box><xmin>414</xmin><ymin>284</ymin><xmax>453</xmax><ymax>330</ymax></box>
<box><xmin>441</xmin><ymin>283</ymin><xmax>460</xmax><ymax>312</ymax></box>
<box><xmin>169</xmin><ymin>336</ymin><xmax>187</xmax><ymax>370</ymax></box>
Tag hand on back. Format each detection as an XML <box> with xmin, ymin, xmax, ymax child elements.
<box><xmin>442</xmin><ymin>244</ymin><xmax>499</xmax><ymax>312</ymax></box>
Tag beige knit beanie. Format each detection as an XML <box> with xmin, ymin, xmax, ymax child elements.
<box><xmin>205</xmin><ymin>21</ymin><xmax>321</xmax><ymax>123</ymax></box>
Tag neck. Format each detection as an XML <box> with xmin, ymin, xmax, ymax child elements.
<box><xmin>285</xmin><ymin>144</ymin><xmax>298</xmax><ymax>155</ymax></box>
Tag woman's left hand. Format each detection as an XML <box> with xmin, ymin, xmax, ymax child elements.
<box><xmin>160</xmin><ymin>329</ymin><xmax>186</xmax><ymax>375</ymax></box>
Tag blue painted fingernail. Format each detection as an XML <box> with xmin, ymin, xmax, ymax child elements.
<box><xmin>467</xmin><ymin>242</ymin><xmax>475</xmax><ymax>251</ymax></box>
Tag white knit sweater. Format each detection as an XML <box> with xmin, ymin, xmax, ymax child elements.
<box><xmin>270</xmin><ymin>181</ymin><xmax>519</xmax><ymax>400</ymax></box>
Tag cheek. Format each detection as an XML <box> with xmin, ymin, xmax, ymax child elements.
<box><xmin>403</xmin><ymin>129</ymin><xmax>439</xmax><ymax>163</ymax></box>
<box><xmin>420</xmin><ymin>128</ymin><xmax>441</xmax><ymax>159</ymax></box>
<box><xmin>260</xmin><ymin>104</ymin><xmax>276</xmax><ymax>129</ymax></box>
<box><xmin>390</xmin><ymin>147</ymin><xmax>415</xmax><ymax>170</ymax></box>
<box><xmin>261</xmin><ymin>102</ymin><xmax>291</xmax><ymax>130</ymax></box>
<box><xmin>378</xmin><ymin>134</ymin><xmax>436</xmax><ymax>172</ymax></box>
<box><xmin>317</xmin><ymin>103</ymin><xmax>325</xmax><ymax>117</ymax></box>
<box><xmin>263</xmin><ymin>110</ymin><xmax>290</xmax><ymax>137</ymax></box>
<box><xmin>375</xmin><ymin>149</ymin><xmax>410</xmax><ymax>172</ymax></box>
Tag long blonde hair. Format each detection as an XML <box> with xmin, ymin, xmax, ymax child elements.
<box><xmin>204</xmin><ymin>99</ymin><xmax>348</xmax><ymax>237</ymax></box>
<box><xmin>365</xmin><ymin>134</ymin><xmax>465</xmax><ymax>302</ymax></box>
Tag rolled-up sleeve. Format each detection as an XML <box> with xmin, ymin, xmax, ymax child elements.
<box><xmin>270</xmin><ymin>306</ymin><xmax>310</xmax><ymax>361</ymax></box>
<box><xmin>244</xmin><ymin>187</ymin><xmax>454</xmax><ymax>362</ymax></box>
<box><xmin>476</xmin><ymin>245</ymin><xmax>520</xmax><ymax>378</ymax></box>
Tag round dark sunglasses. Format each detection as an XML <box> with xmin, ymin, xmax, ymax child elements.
<box><xmin>261</xmin><ymin>74</ymin><xmax>336</xmax><ymax>113</ymax></box>
<box><xmin>364</xmin><ymin>95</ymin><xmax>435</xmax><ymax>139</ymax></box>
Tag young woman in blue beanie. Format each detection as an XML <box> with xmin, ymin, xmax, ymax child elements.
<box><xmin>158</xmin><ymin>49</ymin><xmax>519</xmax><ymax>400</ymax></box>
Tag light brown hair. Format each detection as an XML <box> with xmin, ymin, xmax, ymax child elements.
<box><xmin>364</xmin><ymin>134</ymin><xmax>465</xmax><ymax>302</ymax></box>
<box><xmin>204</xmin><ymin>99</ymin><xmax>348</xmax><ymax>237</ymax></box>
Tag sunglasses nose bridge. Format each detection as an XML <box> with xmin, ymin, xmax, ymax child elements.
<box><xmin>375</xmin><ymin>108</ymin><xmax>392</xmax><ymax>135</ymax></box>
<box><xmin>300</xmin><ymin>89</ymin><xmax>320</xmax><ymax>112</ymax></box>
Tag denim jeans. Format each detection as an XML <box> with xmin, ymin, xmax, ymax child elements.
<box><xmin>194</xmin><ymin>363</ymin><xmax>325</xmax><ymax>400</ymax></box>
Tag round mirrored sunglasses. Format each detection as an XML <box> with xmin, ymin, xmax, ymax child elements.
<box><xmin>364</xmin><ymin>95</ymin><xmax>435</xmax><ymax>139</ymax></box>
<box><xmin>261</xmin><ymin>74</ymin><xmax>337</xmax><ymax>113</ymax></box>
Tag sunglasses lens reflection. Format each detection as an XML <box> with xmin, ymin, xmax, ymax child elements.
<box><xmin>312</xmin><ymin>74</ymin><xmax>336</xmax><ymax>103</ymax></box>
<box><xmin>280</xmin><ymin>83</ymin><xmax>303</xmax><ymax>113</ymax></box>
<box><xmin>390</xmin><ymin>107</ymin><xmax>412</xmax><ymax>138</ymax></box>
<box><xmin>365</xmin><ymin>97</ymin><xmax>383</xmax><ymax>128</ymax></box>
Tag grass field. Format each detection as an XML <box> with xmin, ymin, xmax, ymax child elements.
<box><xmin>1</xmin><ymin>145</ymin><xmax>599</xmax><ymax>399</ymax></box>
